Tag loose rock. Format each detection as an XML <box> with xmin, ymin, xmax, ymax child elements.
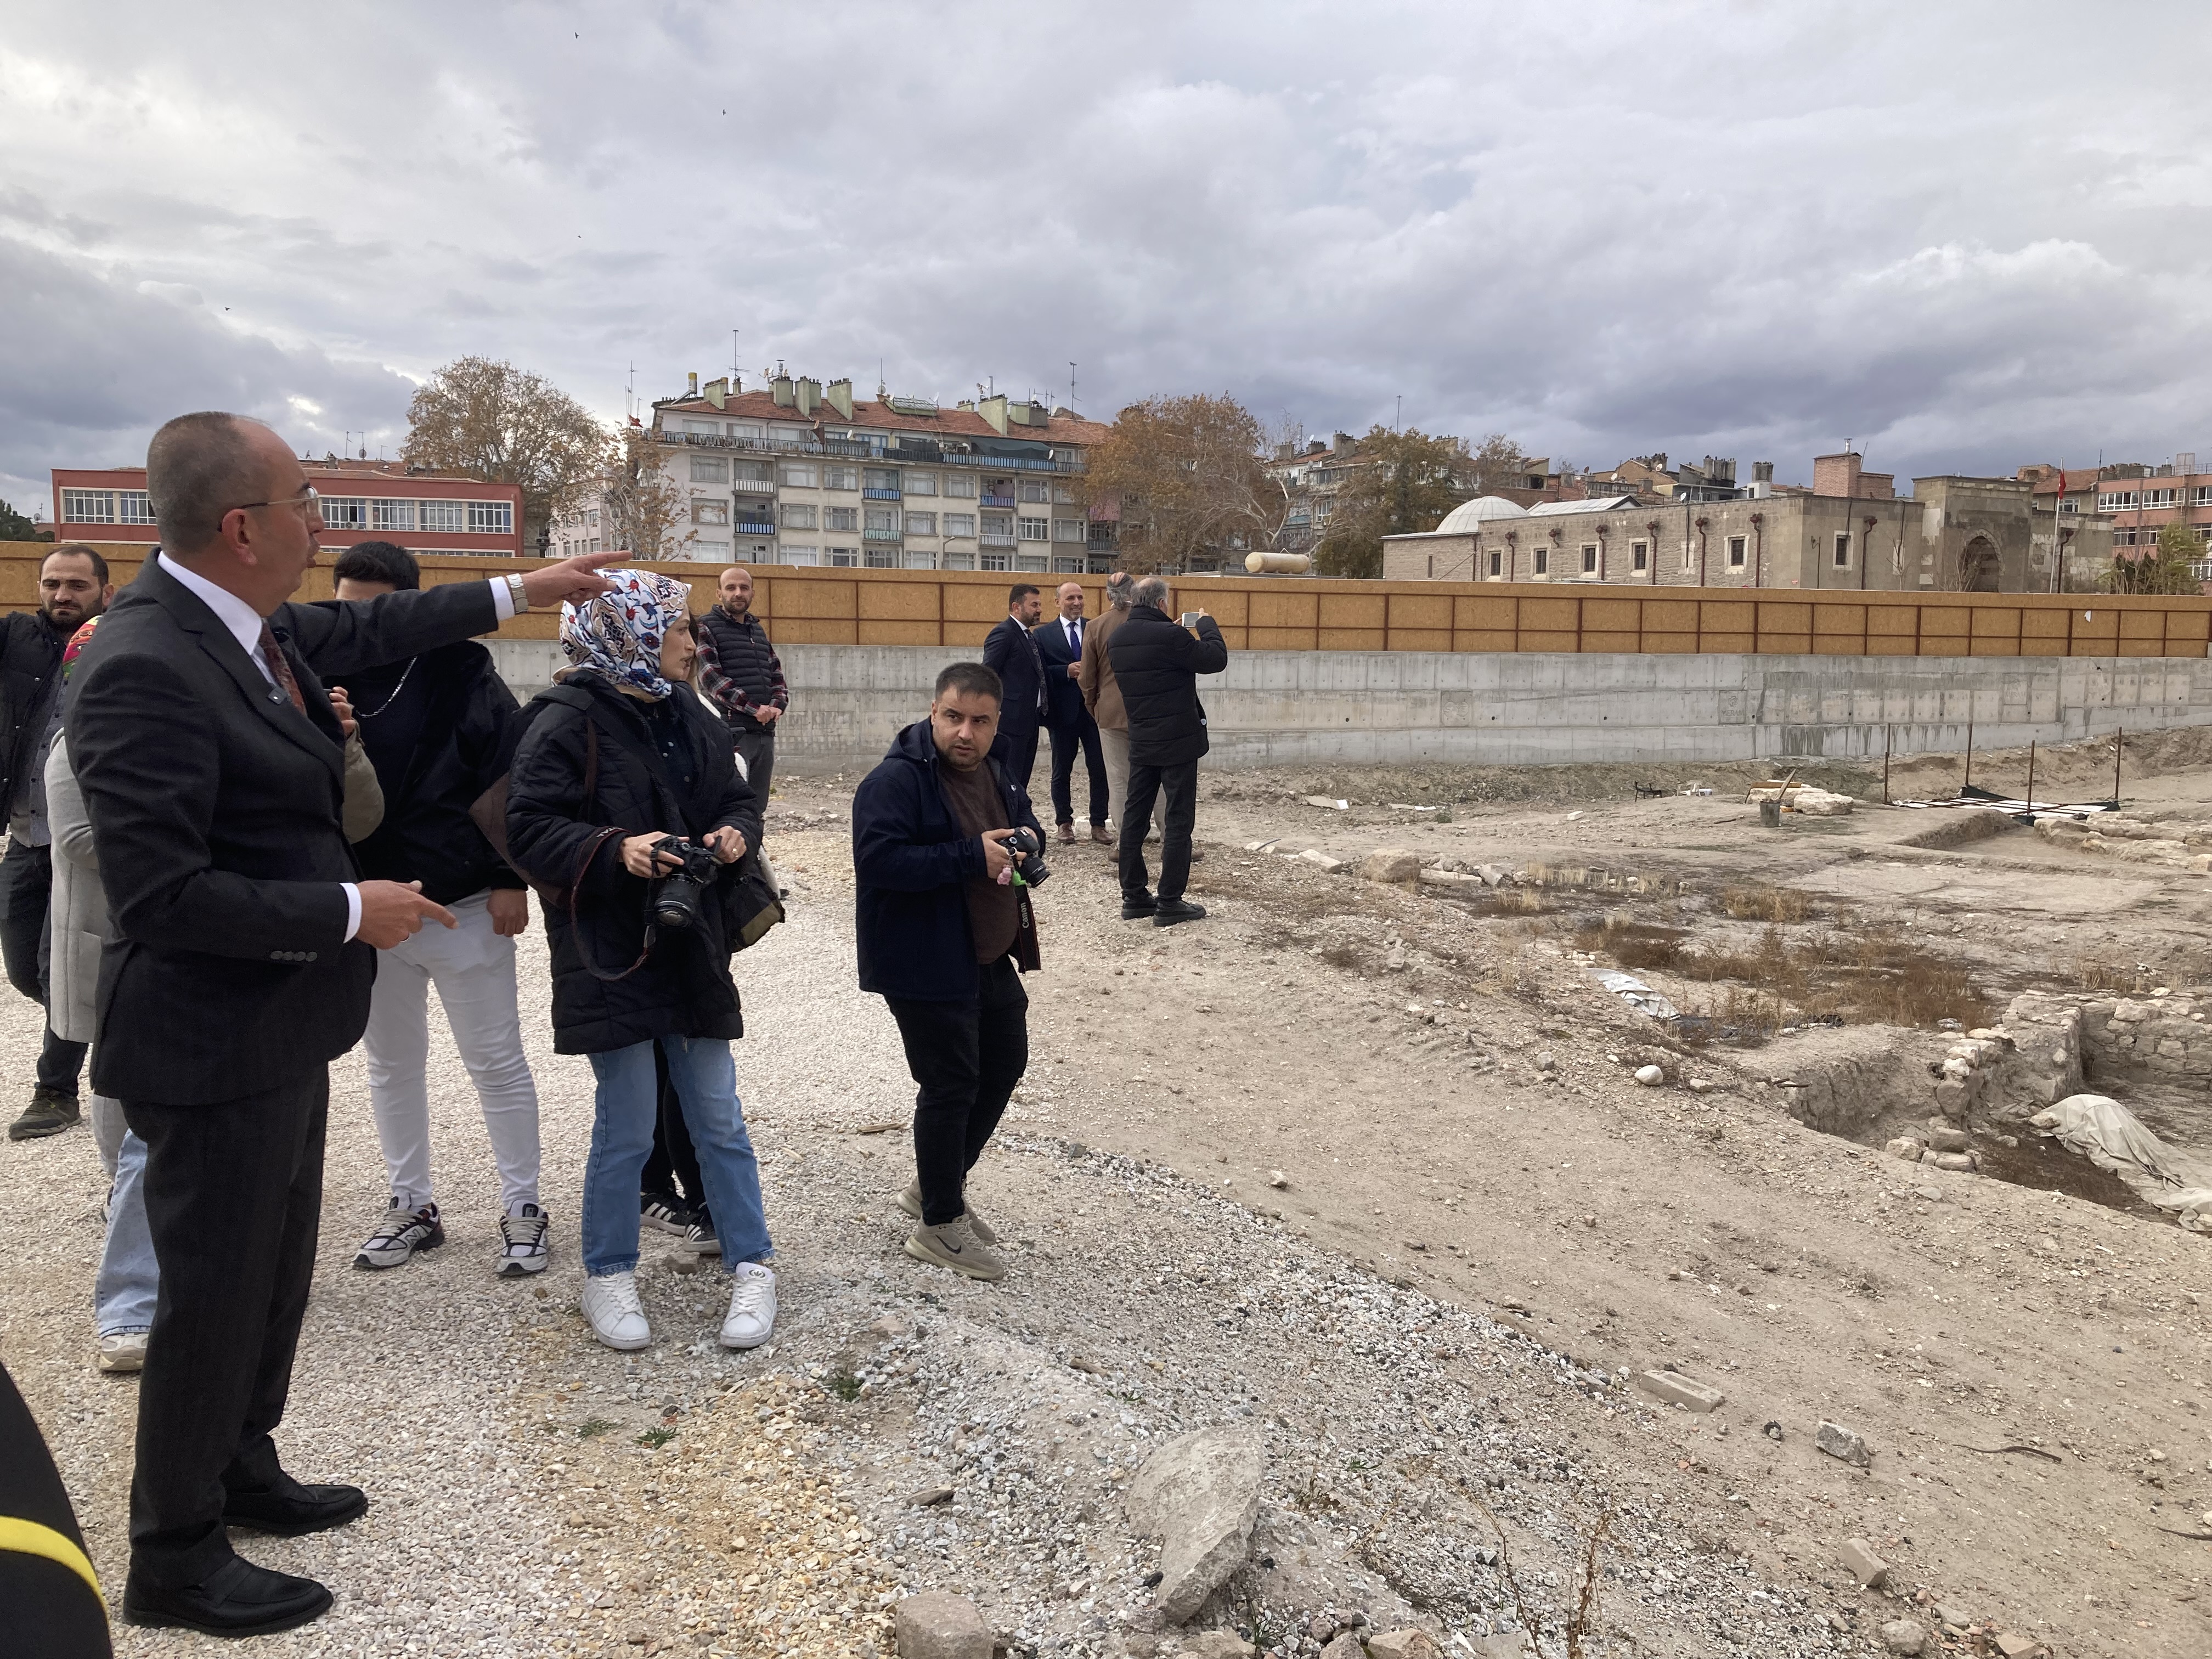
<box><xmin>1880</xmin><ymin>1617</ymin><xmax>1927</xmax><ymax>1655</ymax></box>
<box><xmin>1634</xmin><ymin>1370</ymin><xmax>1724</xmax><ymax>1412</ymax></box>
<box><xmin>1319</xmin><ymin>1634</ymin><xmax>1368</xmax><ymax>1659</ymax></box>
<box><xmin>1634</xmin><ymin>1064</ymin><xmax>1665</xmax><ymax>1087</ymax></box>
<box><xmin>1361</xmin><ymin>849</ymin><xmax>1422</xmax><ymax>885</ymax></box>
<box><xmin>1816</xmin><ymin>1420</ymin><xmax>1874</xmax><ymax>1468</ymax></box>
<box><xmin>1839</xmin><ymin>1537</ymin><xmax>1889</xmax><ymax>1588</ymax></box>
<box><xmin>1367</xmin><ymin>1630</ymin><xmax>1445</xmax><ymax>1659</ymax></box>
<box><xmin>1179</xmin><ymin>1634</ymin><xmax>1256</xmax><ymax>1658</ymax></box>
<box><xmin>895</xmin><ymin>1590</ymin><xmax>994</xmax><ymax>1659</ymax></box>
<box><xmin>1126</xmin><ymin>1425</ymin><xmax>1267</xmax><ymax>1623</ymax></box>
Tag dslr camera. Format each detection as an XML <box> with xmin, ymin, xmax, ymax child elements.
<box><xmin>648</xmin><ymin>836</ymin><xmax>720</xmax><ymax>930</ymax></box>
<box><xmin>1001</xmin><ymin>825</ymin><xmax>1051</xmax><ymax>888</ymax></box>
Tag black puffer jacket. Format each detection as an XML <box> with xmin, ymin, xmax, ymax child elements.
<box><xmin>505</xmin><ymin>673</ymin><xmax>761</xmax><ymax>1054</ymax></box>
<box><xmin>1104</xmin><ymin>604</ymin><xmax>1229</xmax><ymax>767</ymax></box>
<box><xmin>0</xmin><ymin>611</ymin><xmax>66</xmax><ymax>815</ymax></box>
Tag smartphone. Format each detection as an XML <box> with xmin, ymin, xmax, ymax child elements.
<box><xmin>1180</xmin><ymin>611</ymin><xmax>1203</xmax><ymax>627</ymax></box>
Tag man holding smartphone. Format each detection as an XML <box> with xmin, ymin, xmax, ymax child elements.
<box><xmin>1107</xmin><ymin>576</ymin><xmax>1228</xmax><ymax>927</ymax></box>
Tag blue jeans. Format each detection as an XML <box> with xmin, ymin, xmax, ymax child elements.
<box><xmin>582</xmin><ymin>1035</ymin><xmax>771</xmax><ymax>1277</ymax></box>
<box><xmin>97</xmin><ymin>1127</ymin><xmax>160</xmax><ymax>1335</ymax></box>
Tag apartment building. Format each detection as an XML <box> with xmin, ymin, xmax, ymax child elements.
<box><xmin>49</xmin><ymin>459</ymin><xmax>524</xmax><ymax>557</ymax></box>
<box><xmin>637</xmin><ymin>372</ymin><xmax>1109</xmax><ymax>572</ymax></box>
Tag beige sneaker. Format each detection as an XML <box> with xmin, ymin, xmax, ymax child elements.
<box><xmin>898</xmin><ymin>1181</ymin><xmax>997</xmax><ymax>1245</ymax></box>
<box><xmin>903</xmin><ymin>1218</ymin><xmax>1006</xmax><ymax>1282</ymax></box>
<box><xmin>97</xmin><ymin>1329</ymin><xmax>149</xmax><ymax>1374</ymax></box>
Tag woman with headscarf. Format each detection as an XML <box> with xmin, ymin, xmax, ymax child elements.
<box><xmin>504</xmin><ymin>570</ymin><xmax>775</xmax><ymax>1353</ymax></box>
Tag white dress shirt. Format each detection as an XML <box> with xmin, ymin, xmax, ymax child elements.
<box><xmin>155</xmin><ymin>552</ymin><xmax>519</xmax><ymax>943</ymax></box>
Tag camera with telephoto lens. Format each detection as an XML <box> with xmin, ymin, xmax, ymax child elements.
<box><xmin>648</xmin><ymin>836</ymin><xmax>720</xmax><ymax>930</ymax></box>
<box><xmin>1001</xmin><ymin>825</ymin><xmax>1051</xmax><ymax>888</ymax></box>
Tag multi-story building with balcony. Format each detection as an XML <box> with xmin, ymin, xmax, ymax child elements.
<box><xmin>640</xmin><ymin>371</ymin><xmax>1109</xmax><ymax>572</ymax></box>
<box><xmin>50</xmin><ymin>458</ymin><xmax>524</xmax><ymax>557</ymax></box>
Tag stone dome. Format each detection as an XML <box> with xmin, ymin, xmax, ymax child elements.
<box><xmin>1433</xmin><ymin>495</ymin><xmax>1529</xmax><ymax>533</ymax></box>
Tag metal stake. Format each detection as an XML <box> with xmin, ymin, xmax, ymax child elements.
<box><xmin>2114</xmin><ymin>726</ymin><xmax>2124</xmax><ymax>804</ymax></box>
<box><xmin>1964</xmin><ymin>719</ymin><xmax>1973</xmax><ymax>792</ymax></box>
<box><xmin>1883</xmin><ymin>726</ymin><xmax>1892</xmax><ymax>806</ymax></box>
<box><xmin>2026</xmin><ymin>740</ymin><xmax>2036</xmax><ymax>814</ymax></box>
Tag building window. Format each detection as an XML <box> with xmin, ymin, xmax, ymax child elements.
<box><xmin>682</xmin><ymin>420</ymin><xmax>716</xmax><ymax>435</ymax></box>
<box><xmin>2118</xmin><ymin>528</ymin><xmax>2137</xmax><ymax>546</ymax></box>
<box><xmin>61</xmin><ymin>489</ymin><xmax>115</xmax><ymax>522</ymax></box>
<box><xmin>981</xmin><ymin>551</ymin><xmax>1011</xmax><ymax>572</ymax></box>
<box><xmin>904</xmin><ymin>550</ymin><xmax>938</xmax><ymax>570</ymax></box>
<box><xmin>321</xmin><ymin>497</ymin><xmax>368</xmax><ymax>531</ymax></box>
<box><xmin>1018</xmin><ymin>517</ymin><xmax>1051</xmax><ymax>541</ymax></box>
<box><xmin>781</xmin><ymin>464</ymin><xmax>818</xmax><ymax>488</ymax></box>
<box><xmin>730</xmin><ymin>422</ymin><xmax>763</xmax><ymax>440</ymax></box>
<box><xmin>1052</xmin><ymin>518</ymin><xmax>1084</xmax><ymax>542</ymax></box>
<box><xmin>1833</xmin><ymin>532</ymin><xmax>1852</xmax><ymax>568</ymax></box>
<box><xmin>862</xmin><ymin>468</ymin><xmax>900</xmax><ymax>496</ymax></box>
<box><xmin>2061</xmin><ymin>498</ymin><xmax>2079</xmax><ymax>514</ymax></box>
<box><xmin>1488</xmin><ymin>548</ymin><xmax>1502</xmax><ymax>577</ymax></box>
<box><xmin>2099</xmin><ymin>492</ymin><xmax>2138</xmax><ymax>511</ymax></box>
<box><xmin>466</xmin><ymin>500</ymin><xmax>512</xmax><ymax>534</ymax></box>
<box><xmin>1533</xmin><ymin>546</ymin><xmax>1548</xmax><ymax>575</ymax></box>
<box><xmin>1727</xmin><ymin>534</ymin><xmax>1747</xmax><ymax>567</ymax></box>
<box><xmin>827</xmin><ymin>547</ymin><xmax>859</xmax><ymax>567</ymax></box>
<box><xmin>1580</xmin><ymin>544</ymin><xmax>1598</xmax><ymax>574</ymax></box>
<box><xmin>781</xmin><ymin>545</ymin><xmax>819</xmax><ymax>566</ymax></box>
<box><xmin>943</xmin><ymin>513</ymin><xmax>976</xmax><ymax>538</ymax></box>
<box><xmin>2195</xmin><ymin>486</ymin><xmax>2212</xmax><ymax>505</ymax></box>
<box><xmin>587</xmin><ymin>509</ymin><xmax>600</xmax><ymax>528</ymax></box>
<box><xmin>781</xmin><ymin>503</ymin><xmax>816</xmax><ymax>529</ymax></box>
<box><xmin>1019</xmin><ymin>480</ymin><xmax>1048</xmax><ymax>503</ymax></box>
<box><xmin>371</xmin><ymin>499</ymin><xmax>416</xmax><ymax>532</ymax></box>
<box><xmin>1631</xmin><ymin>540</ymin><xmax>1647</xmax><ymax>571</ymax></box>
<box><xmin>2148</xmin><ymin>488</ymin><xmax>2178</xmax><ymax>507</ymax></box>
<box><xmin>420</xmin><ymin>500</ymin><xmax>464</xmax><ymax>533</ymax></box>
<box><xmin>694</xmin><ymin>500</ymin><xmax>731</xmax><ymax>526</ymax></box>
<box><xmin>943</xmin><ymin>473</ymin><xmax>977</xmax><ymax>499</ymax></box>
<box><xmin>903</xmin><ymin>471</ymin><xmax>937</xmax><ymax>495</ymax></box>
<box><xmin>1053</xmin><ymin>483</ymin><xmax>1076</xmax><ymax>504</ymax></box>
<box><xmin>826</xmin><ymin>506</ymin><xmax>858</xmax><ymax>532</ymax></box>
<box><xmin>691</xmin><ymin>457</ymin><xmax>728</xmax><ymax>483</ymax></box>
<box><xmin>864</xmin><ymin>548</ymin><xmax>897</xmax><ymax>568</ymax></box>
<box><xmin>770</xmin><ymin>426</ymin><xmax>806</xmax><ymax>447</ymax></box>
<box><xmin>904</xmin><ymin>511</ymin><xmax>936</xmax><ymax>535</ymax></box>
<box><xmin>823</xmin><ymin>465</ymin><xmax>858</xmax><ymax>490</ymax></box>
<box><xmin>864</xmin><ymin>509</ymin><xmax>898</xmax><ymax>534</ymax></box>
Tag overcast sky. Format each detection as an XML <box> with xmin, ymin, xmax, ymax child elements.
<box><xmin>6</xmin><ymin>1</ymin><xmax>2211</xmax><ymax>516</ymax></box>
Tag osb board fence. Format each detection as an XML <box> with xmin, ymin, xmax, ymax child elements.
<box><xmin>8</xmin><ymin>544</ymin><xmax>2210</xmax><ymax>659</ymax></box>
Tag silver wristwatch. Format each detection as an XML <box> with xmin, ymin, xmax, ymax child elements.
<box><xmin>504</xmin><ymin>572</ymin><xmax>530</xmax><ymax>614</ymax></box>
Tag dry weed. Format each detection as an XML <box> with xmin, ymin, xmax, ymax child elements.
<box><xmin>1716</xmin><ymin>884</ymin><xmax>1819</xmax><ymax>923</ymax></box>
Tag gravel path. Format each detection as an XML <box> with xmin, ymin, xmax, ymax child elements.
<box><xmin>1</xmin><ymin>797</ymin><xmax>1896</xmax><ymax>1658</ymax></box>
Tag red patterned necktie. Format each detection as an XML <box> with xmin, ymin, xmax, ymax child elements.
<box><xmin>257</xmin><ymin>622</ymin><xmax>306</xmax><ymax>715</ymax></box>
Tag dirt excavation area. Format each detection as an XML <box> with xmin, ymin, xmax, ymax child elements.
<box><xmin>2</xmin><ymin>728</ymin><xmax>2209</xmax><ymax>1659</ymax></box>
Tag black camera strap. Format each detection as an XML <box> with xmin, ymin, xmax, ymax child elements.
<box><xmin>564</xmin><ymin>720</ymin><xmax>656</xmax><ymax>983</ymax></box>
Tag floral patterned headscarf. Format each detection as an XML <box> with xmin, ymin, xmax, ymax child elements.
<box><xmin>61</xmin><ymin>614</ymin><xmax>101</xmax><ymax>680</ymax></box>
<box><xmin>559</xmin><ymin>568</ymin><xmax>692</xmax><ymax>701</ymax></box>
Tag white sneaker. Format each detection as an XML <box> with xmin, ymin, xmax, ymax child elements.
<box><xmin>719</xmin><ymin>1261</ymin><xmax>777</xmax><ymax>1350</ymax></box>
<box><xmin>498</xmin><ymin>1203</ymin><xmax>551</xmax><ymax>1278</ymax></box>
<box><xmin>97</xmin><ymin>1329</ymin><xmax>149</xmax><ymax>1374</ymax></box>
<box><xmin>581</xmin><ymin>1271</ymin><xmax>651</xmax><ymax>1351</ymax></box>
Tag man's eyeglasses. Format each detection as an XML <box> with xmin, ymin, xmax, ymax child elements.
<box><xmin>233</xmin><ymin>487</ymin><xmax>321</xmax><ymax>515</ymax></box>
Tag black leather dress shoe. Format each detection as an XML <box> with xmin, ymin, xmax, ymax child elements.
<box><xmin>222</xmin><ymin>1478</ymin><xmax>369</xmax><ymax>1536</ymax></box>
<box><xmin>1154</xmin><ymin>898</ymin><xmax>1207</xmax><ymax>927</ymax></box>
<box><xmin>123</xmin><ymin>1555</ymin><xmax>334</xmax><ymax>1636</ymax></box>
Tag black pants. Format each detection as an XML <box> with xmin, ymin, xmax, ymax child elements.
<box><xmin>734</xmin><ymin>727</ymin><xmax>776</xmax><ymax>806</ymax></box>
<box><xmin>1046</xmin><ymin>714</ymin><xmax>1108</xmax><ymax>827</ymax></box>
<box><xmin>0</xmin><ymin>838</ymin><xmax>87</xmax><ymax>1096</ymax></box>
<box><xmin>885</xmin><ymin>957</ymin><xmax>1028</xmax><ymax>1226</ymax></box>
<box><xmin>989</xmin><ymin>723</ymin><xmax>1040</xmax><ymax>795</ymax></box>
<box><xmin>123</xmin><ymin>1072</ymin><xmax>328</xmax><ymax>1589</ymax></box>
<box><xmin>642</xmin><ymin>1041</ymin><xmax>704</xmax><ymax>1212</ymax></box>
<box><xmin>0</xmin><ymin>1360</ymin><xmax>112</xmax><ymax>1657</ymax></box>
<box><xmin>1117</xmin><ymin>759</ymin><xmax>1199</xmax><ymax>902</ymax></box>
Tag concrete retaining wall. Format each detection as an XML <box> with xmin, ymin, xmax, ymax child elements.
<box><xmin>486</xmin><ymin>640</ymin><xmax>2212</xmax><ymax>770</ymax></box>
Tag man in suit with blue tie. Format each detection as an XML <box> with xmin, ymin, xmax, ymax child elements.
<box><xmin>980</xmin><ymin>583</ymin><xmax>1046</xmax><ymax>790</ymax></box>
<box><xmin>1032</xmin><ymin>582</ymin><xmax>1110</xmax><ymax>845</ymax></box>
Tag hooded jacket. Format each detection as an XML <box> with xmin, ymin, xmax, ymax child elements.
<box><xmin>505</xmin><ymin>672</ymin><xmax>760</xmax><ymax>1053</ymax></box>
<box><xmin>852</xmin><ymin>719</ymin><xmax>1045</xmax><ymax>1002</ymax></box>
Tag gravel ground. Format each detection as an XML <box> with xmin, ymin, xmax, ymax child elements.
<box><xmin>2</xmin><ymin>791</ymin><xmax>2064</xmax><ymax>1658</ymax></box>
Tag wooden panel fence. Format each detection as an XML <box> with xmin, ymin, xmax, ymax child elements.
<box><xmin>7</xmin><ymin>544</ymin><xmax>2209</xmax><ymax>658</ymax></box>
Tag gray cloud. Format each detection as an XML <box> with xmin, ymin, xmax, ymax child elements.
<box><xmin>4</xmin><ymin>0</ymin><xmax>2211</xmax><ymax>516</ymax></box>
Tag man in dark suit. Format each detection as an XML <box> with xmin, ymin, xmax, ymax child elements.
<box><xmin>67</xmin><ymin>411</ymin><xmax>620</xmax><ymax>1637</ymax></box>
<box><xmin>980</xmin><ymin>582</ymin><xmax>1046</xmax><ymax>789</ymax></box>
<box><xmin>1032</xmin><ymin>581</ymin><xmax>1110</xmax><ymax>846</ymax></box>
<box><xmin>1108</xmin><ymin>575</ymin><xmax>1228</xmax><ymax>929</ymax></box>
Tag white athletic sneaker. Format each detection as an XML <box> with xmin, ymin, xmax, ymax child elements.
<box><xmin>354</xmin><ymin>1198</ymin><xmax>444</xmax><ymax>1270</ymax></box>
<box><xmin>497</xmin><ymin>1203</ymin><xmax>551</xmax><ymax>1278</ymax></box>
<box><xmin>96</xmin><ymin>1329</ymin><xmax>149</xmax><ymax>1374</ymax></box>
<box><xmin>719</xmin><ymin>1262</ymin><xmax>777</xmax><ymax>1350</ymax></box>
<box><xmin>581</xmin><ymin>1271</ymin><xmax>651</xmax><ymax>1351</ymax></box>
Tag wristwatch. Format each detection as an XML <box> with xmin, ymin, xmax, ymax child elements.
<box><xmin>504</xmin><ymin>572</ymin><xmax>530</xmax><ymax>614</ymax></box>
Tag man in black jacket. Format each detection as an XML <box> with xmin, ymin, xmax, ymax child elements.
<box><xmin>853</xmin><ymin>661</ymin><xmax>1043</xmax><ymax>1284</ymax></box>
<box><xmin>980</xmin><ymin>583</ymin><xmax>1046</xmax><ymax>788</ymax></box>
<box><xmin>695</xmin><ymin>566</ymin><xmax>787</xmax><ymax>801</ymax></box>
<box><xmin>1032</xmin><ymin>580</ymin><xmax>1110</xmax><ymax>845</ymax></box>
<box><xmin>67</xmin><ymin>410</ymin><xmax>620</xmax><ymax>1637</ymax></box>
<box><xmin>1</xmin><ymin>544</ymin><xmax>112</xmax><ymax>1140</ymax></box>
<box><xmin>1108</xmin><ymin>576</ymin><xmax>1228</xmax><ymax>928</ymax></box>
<box><xmin>324</xmin><ymin>541</ymin><xmax>547</xmax><ymax>1279</ymax></box>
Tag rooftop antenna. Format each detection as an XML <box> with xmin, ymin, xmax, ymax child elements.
<box><xmin>731</xmin><ymin>329</ymin><xmax>740</xmax><ymax>385</ymax></box>
<box><xmin>625</xmin><ymin>360</ymin><xmax>635</xmax><ymax>423</ymax></box>
<box><xmin>1395</xmin><ymin>394</ymin><xmax>1402</xmax><ymax>431</ymax></box>
<box><xmin>1069</xmin><ymin>360</ymin><xmax>1077</xmax><ymax>413</ymax></box>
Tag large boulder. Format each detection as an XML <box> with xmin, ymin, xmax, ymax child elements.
<box><xmin>1127</xmin><ymin>1426</ymin><xmax>1267</xmax><ymax>1623</ymax></box>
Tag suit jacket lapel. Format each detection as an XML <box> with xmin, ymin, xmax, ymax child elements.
<box><xmin>141</xmin><ymin>562</ymin><xmax>345</xmax><ymax>780</ymax></box>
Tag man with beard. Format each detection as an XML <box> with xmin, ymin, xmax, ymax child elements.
<box><xmin>3</xmin><ymin>545</ymin><xmax>113</xmax><ymax>1140</ymax></box>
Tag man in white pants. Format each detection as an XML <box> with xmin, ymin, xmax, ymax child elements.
<box><xmin>326</xmin><ymin>543</ymin><xmax>548</xmax><ymax>1276</ymax></box>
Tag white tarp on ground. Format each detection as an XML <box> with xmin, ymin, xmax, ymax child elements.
<box><xmin>2030</xmin><ymin>1094</ymin><xmax>2212</xmax><ymax>1232</ymax></box>
<box><xmin>1590</xmin><ymin>969</ymin><xmax>1680</xmax><ymax>1022</ymax></box>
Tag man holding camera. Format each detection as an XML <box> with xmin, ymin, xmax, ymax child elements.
<box><xmin>853</xmin><ymin>662</ymin><xmax>1044</xmax><ymax>1282</ymax></box>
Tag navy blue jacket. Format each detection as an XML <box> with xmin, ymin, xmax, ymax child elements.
<box><xmin>853</xmin><ymin>719</ymin><xmax>1045</xmax><ymax>1002</ymax></box>
<box><xmin>981</xmin><ymin>614</ymin><xmax>1046</xmax><ymax>751</ymax></box>
<box><xmin>1032</xmin><ymin>613</ymin><xmax>1093</xmax><ymax>731</ymax></box>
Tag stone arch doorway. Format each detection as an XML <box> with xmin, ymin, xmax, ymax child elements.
<box><xmin>1959</xmin><ymin>535</ymin><xmax>2000</xmax><ymax>591</ymax></box>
